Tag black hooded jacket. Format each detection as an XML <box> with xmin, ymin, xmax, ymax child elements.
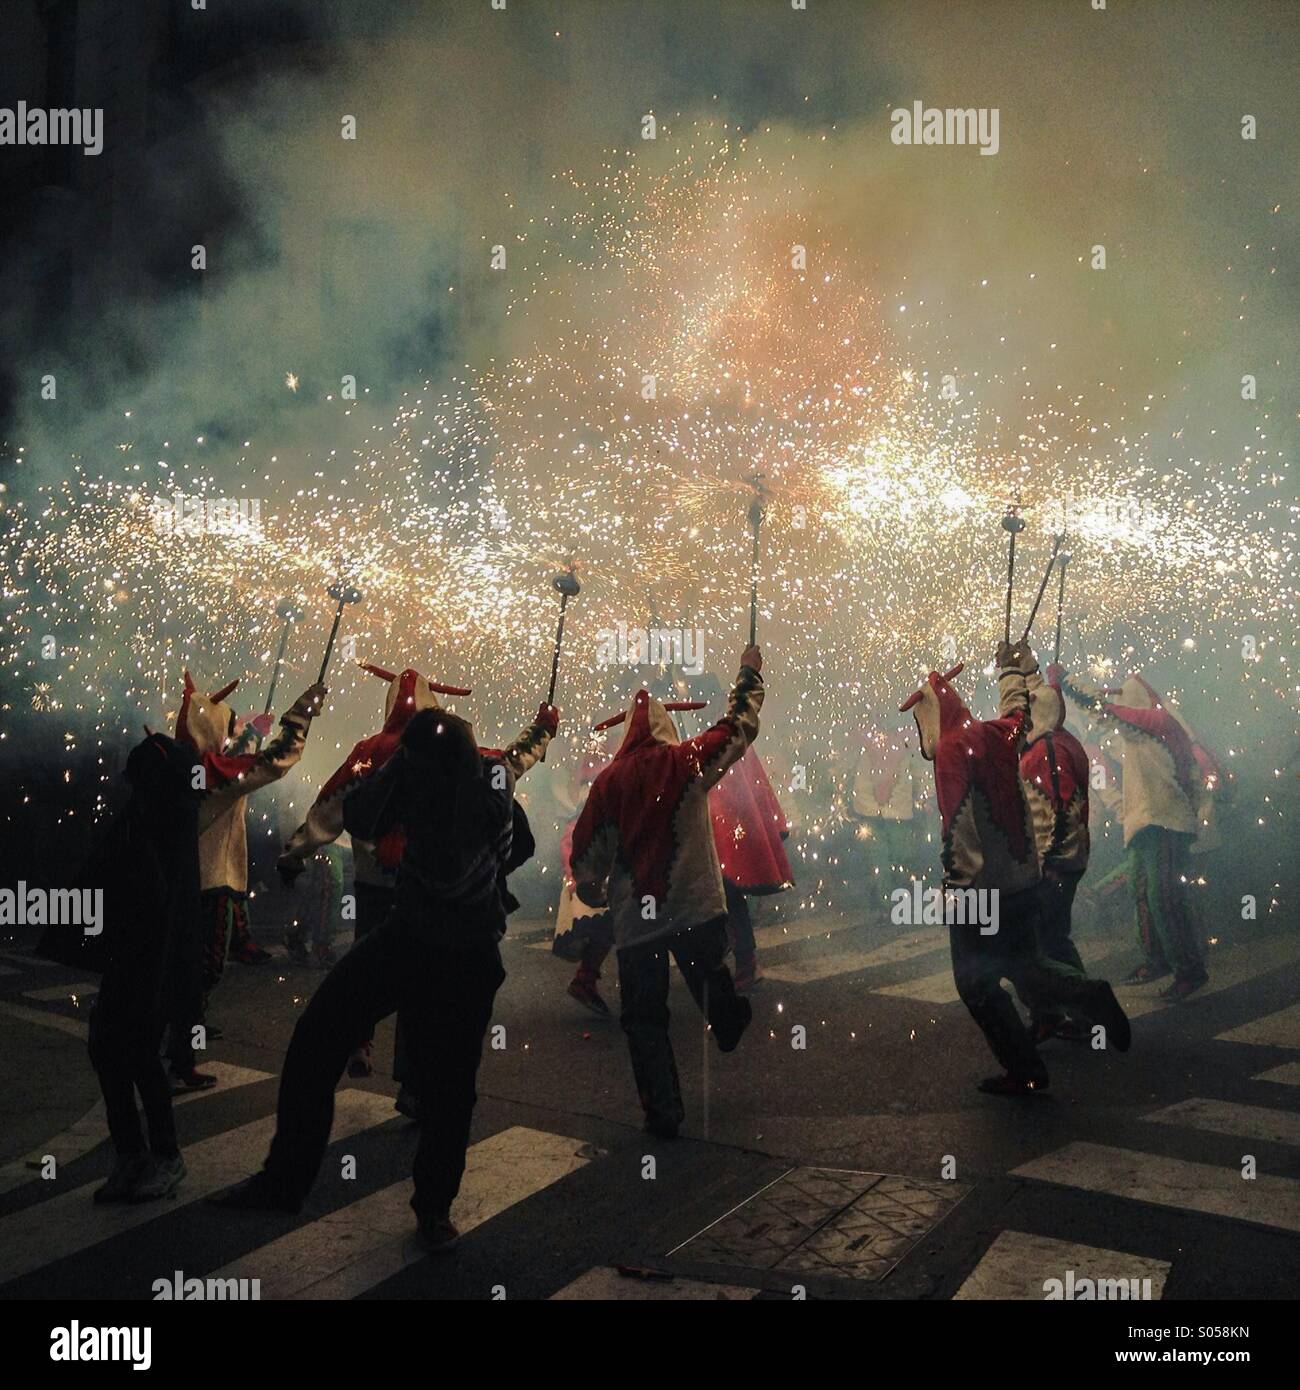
<box><xmin>44</xmin><ymin>733</ymin><xmax>204</xmax><ymax>1035</ymax></box>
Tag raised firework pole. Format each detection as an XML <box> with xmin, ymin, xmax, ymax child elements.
<box><xmin>747</xmin><ymin>474</ymin><xmax>767</xmax><ymax>647</ymax></box>
<box><xmin>1020</xmin><ymin>532</ymin><xmax>1067</xmax><ymax>643</ymax></box>
<box><xmin>263</xmin><ymin>598</ymin><xmax>306</xmax><ymax>716</ymax></box>
<box><xmin>317</xmin><ymin>578</ymin><xmax>363</xmax><ymax>686</ymax></box>
<box><xmin>547</xmin><ymin>566</ymin><xmax>582</xmax><ymax>707</ymax></box>
<box><xmin>1000</xmin><ymin>503</ymin><xmax>1027</xmax><ymax>644</ymax></box>
<box><xmin>1053</xmin><ymin>547</ymin><xmax>1072</xmax><ymax>665</ymax></box>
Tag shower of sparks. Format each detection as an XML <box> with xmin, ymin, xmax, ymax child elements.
<box><xmin>1</xmin><ymin>121</ymin><xmax>1293</xmax><ymax>855</ymax></box>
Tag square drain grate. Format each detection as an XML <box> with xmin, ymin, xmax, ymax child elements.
<box><xmin>671</xmin><ymin>1167</ymin><xmax>968</xmax><ymax>1282</ymax></box>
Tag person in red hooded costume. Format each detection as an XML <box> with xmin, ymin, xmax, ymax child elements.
<box><xmin>167</xmin><ymin>672</ymin><xmax>325</xmax><ymax>1089</ymax></box>
<box><xmin>1061</xmin><ymin>670</ymin><xmax>1209</xmax><ymax>1000</ymax></box>
<box><xmin>672</xmin><ymin>671</ymin><xmax>794</xmax><ymax>992</ymax></box>
<box><xmin>279</xmin><ymin>663</ymin><xmax>556</xmax><ymax>1104</ymax></box>
<box><xmin>570</xmin><ymin>644</ymin><xmax>762</xmax><ymax>1137</ymax></box>
<box><xmin>1017</xmin><ymin>662</ymin><xmax>1094</xmax><ymax>1042</ymax></box>
<box><xmin>901</xmin><ymin>640</ymin><xmax>1130</xmax><ymax>1095</ymax></box>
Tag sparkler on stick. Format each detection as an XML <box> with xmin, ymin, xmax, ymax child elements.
<box><xmin>1020</xmin><ymin>533</ymin><xmax>1066</xmax><ymax>643</ymax></box>
<box><xmin>1053</xmin><ymin>549</ymin><xmax>1072</xmax><ymax>665</ymax></box>
<box><xmin>1000</xmin><ymin>504</ymin><xmax>1027</xmax><ymax>644</ymax></box>
<box><xmin>263</xmin><ymin>598</ymin><xmax>305</xmax><ymax>716</ymax></box>
<box><xmin>317</xmin><ymin>578</ymin><xmax>363</xmax><ymax>685</ymax></box>
<box><xmin>747</xmin><ymin>475</ymin><xmax>767</xmax><ymax>647</ymax></box>
<box><xmin>547</xmin><ymin>566</ymin><xmax>582</xmax><ymax>706</ymax></box>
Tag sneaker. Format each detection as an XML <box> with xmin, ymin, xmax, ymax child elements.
<box><xmin>733</xmin><ymin>955</ymin><xmax>763</xmax><ymax>995</ymax></box>
<box><xmin>1123</xmin><ymin>962</ymin><xmax>1170</xmax><ymax>985</ymax></box>
<box><xmin>713</xmin><ymin>996</ymin><xmax>752</xmax><ymax>1054</ymax></box>
<box><xmin>283</xmin><ymin>935</ymin><xmax>311</xmax><ymax>965</ymax></box>
<box><xmin>93</xmin><ymin>1153</ymin><xmax>152</xmax><ymax>1205</ymax></box>
<box><xmin>169</xmin><ymin>1067</ymin><xmax>218</xmax><ymax>1094</ymax></box>
<box><xmin>206</xmin><ymin>1173</ymin><xmax>301</xmax><ymax>1214</ymax></box>
<box><xmin>978</xmin><ymin>1072</ymin><xmax>1049</xmax><ymax>1096</ymax></box>
<box><xmin>1086</xmin><ymin>981</ymin><xmax>1132</xmax><ymax>1052</ymax></box>
<box><xmin>567</xmin><ymin>977</ymin><xmax>611</xmax><ymax>1017</ymax></box>
<box><xmin>394</xmin><ymin>1087</ymin><xmax>422</xmax><ymax>1121</ymax></box>
<box><xmin>417</xmin><ymin>1214</ymin><xmax>461</xmax><ymax>1253</ymax></box>
<box><xmin>128</xmin><ymin>1154</ymin><xmax>187</xmax><ymax>1203</ymax></box>
<box><xmin>1160</xmin><ymin>972</ymin><xmax>1209</xmax><ymax>1003</ymax></box>
<box><xmin>347</xmin><ymin>1044</ymin><xmax>373</xmax><ymax>1078</ymax></box>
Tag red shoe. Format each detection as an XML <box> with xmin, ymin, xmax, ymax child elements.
<box><xmin>1123</xmin><ymin>962</ymin><xmax>1170</xmax><ymax>985</ymax></box>
<box><xmin>567</xmin><ymin>977</ymin><xmax>611</xmax><ymax>1017</ymax></box>
<box><xmin>1160</xmin><ymin>972</ymin><xmax>1209</xmax><ymax>1003</ymax></box>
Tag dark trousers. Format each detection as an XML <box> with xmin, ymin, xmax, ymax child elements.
<box><xmin>723</xmin><ymin>879</ymin><xmax>755</xmax><ymax>961</ymax></box>
<box><xmin>617</xmin><ymin>916</ymin><xmax>747</xmax><ymax>1128</ymax></box>
<box><xmin>167</xmin><ymin>886</ymin><xmax>236</xmax><ymax>1073</ymax></box>
<box><xmin>89</xmin><ymin>989</ymin><xmax>178</xmax><ymax>1159</ymax></box>
<box><xmin>949</xmin><ymin>885</ymin><xmax>1103</xmax><ymax>1081</ymax></box>
<box><xmin>353</xmin><ymin>882</ymin><xmax>418</xmax><ymax>1086</ymax></box>
<box><xmin>1131</xmin><ymin>826</ymin><xmax>1204</xmax><ymax>980</ymax></box>
<box><xmin>262</xmin><ymin>920</ymin><xmax>503</xmax><ymax>1219</ymax></box>
<box><xmin>1024</xmin><ymin>870</ymin><xmax>1087</xmax><ymax>1026</ymax></box>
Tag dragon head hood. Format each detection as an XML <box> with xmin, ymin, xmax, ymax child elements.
<box><xmin>898</xmin><ymin>663</ymin><xmax>967</xmax><ymax>761</ymax></box>
<box><xmin>593</xmin><ymin>689</ymin><xmax>708</xmax><ymax>759</ymax></box>
<box><xmin>359</xmin><ymin>664</ymin><xmax>472</xmax><ymax>737</ymax></box>
<box><xmin>173</xmin><ymin>670</ymin><xmax>240</xmax><ymax>757</ymax></box>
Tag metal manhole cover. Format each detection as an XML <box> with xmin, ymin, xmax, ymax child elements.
<box><xmin>671</xmin><ymin>1168</ymin><xmax>969</xmax><ymax>1282</ymax></box>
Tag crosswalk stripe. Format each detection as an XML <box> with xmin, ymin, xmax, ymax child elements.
<box><xmin>22</xmin><ymin>981</ymin><xmax>99</xmax><ymax>1005</ymax></box>
<box><xmin>0</xmin><ymin>1000</ymin><xmax>89</xmax><ymax>1040</ymax></box>
<box><xmin>211</xmin><ymin>1125</ymin><xmax>594</xmax><ymax>1300</ymax></box>
<box><xmin>0</xmin><ymin>1089</ymin><xmax>395</xmax><ymax>1288</ymax></box>
<box><xmin>754</xmin><ymin>913</ymin><xmax>858</xmax><ymax>953</ymax></box>
<box><xmin>1143</xmin><ymin>1097</ymin><xmax>1300</xmax><ymax>1147</ymax></box>
<box><xmin>0</xmin><ymin>1062</ymin><xmax>273</xmax><ymax>1198</ymax></box>
<box><xmin>874</xmin><ymin>938</ymin><xmax>1113</xmax><ymax>1005</ymax></box>
<box><xmin>1215</xmin><ymin>1002</ymin><xmax>1300</xmax><ymax>1049</ymax></box>
<box><xmin>551</xmin><ymin>1266</ymin><xmax>760</xmax><ymax>1299</ymax></box>
<box><xmin>1119</xmin><ymin>936</ymin><xmax>1300</xmax><ymax>1020</ymax></box>
<box><xmin>0</xmin><ymin>951</ymin><xmax>57</xmax><ymax>970</ymax></box>
<box><xmin>1253</xmin><ymin>1062</ymin><xmax>1300</xmax><ymax>1087</ymax></box>
<box><xmin>764</xmin><ymin>926</ymin><xmax>948</xmax><ymax>984</ymax></box>
<box><xmin>1012</xmin><ymin>1142</ymin><xmax>1300</xmax><ymax>1234</ymax></box>
<box><xmin>952</xmin><ymin>1230</ymin><xmax>1170</xmax><ymax>1300</ymax></box>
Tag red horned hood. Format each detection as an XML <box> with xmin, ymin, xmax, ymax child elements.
<box><xmin>899</xmin><ymin>663</ymin><xmax>967</xmax><ymax>761</ymax></box>
<box><xmin>594</xmin><ymin>690</ymin><xmax>708</xmax><ymax>758</ymax></box>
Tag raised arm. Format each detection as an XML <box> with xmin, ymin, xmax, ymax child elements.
<box><xmin>679</xmin><ymin>646</ymin><xmax>765</xmax><ymax>791</ymax></box>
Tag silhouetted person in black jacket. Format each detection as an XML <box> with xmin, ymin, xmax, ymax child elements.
<box><xmin>210</xmin><ymin>707</ymin><xmax>535</xmax><ymax>1252</ymax></box>
<box><xmin>82</xmin><ymin>733</ymin><xmax>202</xmax><ymax>1202</ymax></box>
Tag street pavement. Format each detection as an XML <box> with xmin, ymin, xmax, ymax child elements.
<box><xmin>1</xmin><ymin>900</ymin><xmax>1298</xmax><ymax>1301</ymax></box>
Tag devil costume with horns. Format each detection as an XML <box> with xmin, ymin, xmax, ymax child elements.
<box><xmin>1016</xmin><ymin>662</ymin><xmax>1094</xmax><ymax>1041</ymax></box>
<box><xmin>669</xmin><ymin>671</ymin><xmax>793</xmax><ymax>992</ymax></box>
<box><xmin>280</xmin><ymin>663</ymin><xmax>555</xmax><ymax>1093</ymax></box>
<box><xmin>1061</xmin><ymin>670</ymin><xmax>1209</xmax><ymax>998</ymax></box>
<box><xmin>570</xmin><ymin>653</ymin><xmax>762</xmax><ymax>1136</ymax></box>
<box><xmin>167</xmin><ymin>672</ymin><xmax>324</xmax><ymax>1086</ymax></box>
<box><xmin>901</xmin><ymin>642</ymin><xmax>1129</xmax><ymax>1094</ymax></box>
